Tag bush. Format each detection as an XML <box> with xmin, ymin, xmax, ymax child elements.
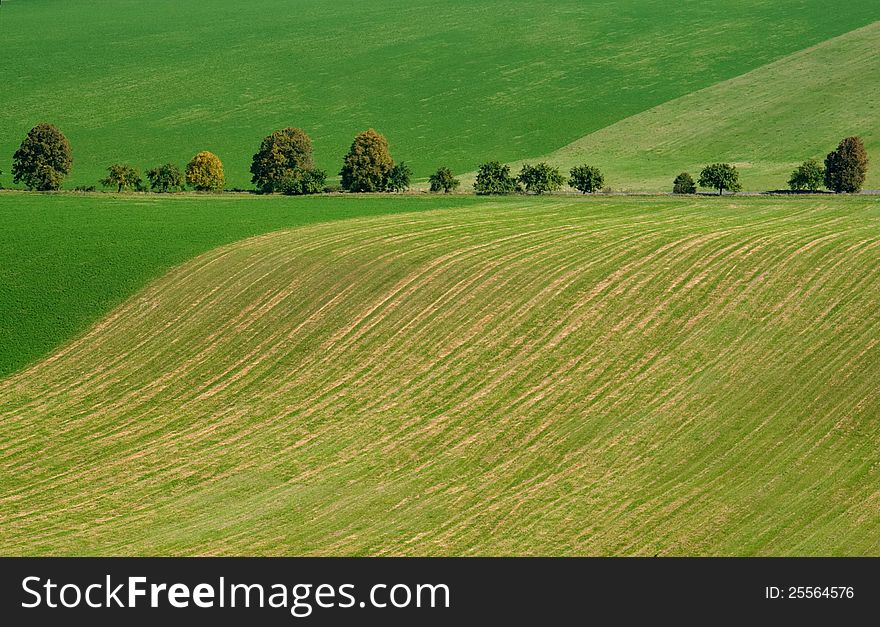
<box><xmin>186</xmin><ymin>151</ymin><xmax>225</xmax><ymax>191</ymax></box>
<box><xmin>73</xmin><ymin>185</ymin><xmax>97</xmax><ymax>193</ymax></box>
<box><xmin>824</xmin><ymin>136</ymin><xmax>869</xmax><ymax>193</ymax></box>
<box><xmin>428</xmin><ymin>167</ymin><xmax>460</xmax><ymax>193</ymax></box>
<box><xmin>698</xmin><ymin>163</ymin><xmax>741</xmax><ymax>196</ymax></box>
<box><xmin>12</xmin><ymin>123</ymin><xmax>72</xmax><ymax>191</ymax></box>
<box><xmin>251</xmin><ymin>128</ymin><xmax>315</xmax><ymax>194</ymax></box>
<box><xmin>278</xmin><ymin>168</ymin><xmax>327</xmax><ymax>195</ymax></box>
<box><xmin>100</xmin><ymin>163</ymin><xmax>142</xmax><ymax>192</ymax></box>
<box><xmin>519</xmin><ymin>162</ymin><xmax>564</xmax><ymax>194</ymax></box>
<box><xmin>387</xmin><ymin>162</ymin><xmax>412</xmax><ymax>192</ymax></box>
<box><xmin>146</xmin><ymin>163</ymin><xmax>185</xmax><ymax>193</ymax></box>
<box><xmin>788</xmin><ymin>159</ymin><xmax>825</xmax><ymax>192</ymax></box>
<box><xmin>568</xmin><ymin>165</ymin><xmax>604</xmax><ymax>194</ymax></box>
<box><xmin>474</xmin><ymin>161</ymin><xmax>519</xmax><ymax>195</ymax></box>
<box><xmin>672</xmin><ymin>172</ymin><xmax>696</xmax><ymax>194</ymax></box>
<box><xmin>340</xmin><ymin>129</ymin><xmax>394</xmax><ymax>192</ymax></box>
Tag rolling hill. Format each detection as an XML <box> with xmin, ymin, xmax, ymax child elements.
<box><xmin>2</xmin><ymin>197</ymin><xmax>878</xmax><ymax>555</ymax></box>
<box><xmin>2</xmin><ymin>0</ymin><xmax>879</xmax><ymax>187</ymax></box>
<box><xmin>504</xmin><ymin>21</ymin><xmax>880</xmax><ymax>192</ymax></box>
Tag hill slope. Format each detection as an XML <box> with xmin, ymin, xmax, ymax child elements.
<box><xmin>510</xmin><ymin>22</ymin><xmax>880</xmax><ymax>192</ymax></box>
<box><xmin>2</xmin><ymin>1</ymin><xmax>878</xmax><ymax>187</ymax></box>
<box><xmin>2</xmin><ymin>198</ymin><xmax>879</xmax><ymax>555</ymax></box>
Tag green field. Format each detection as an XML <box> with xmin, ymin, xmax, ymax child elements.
<box><xmin>517</xmin><ymin>22</ymin><xmax>880</xmax><ymax>192</ymax></box>
<box><xmin>1</xmin><ymin>196</ymin><xmax>879</xmax><ymax>555</ymax></box>
<box><xmin>2</xmin><ymin>0</ymin><xmax>879</xmax><ymax>188</ymax></box>
<box><xmin>0</xmin><ymin>192</ymin><xmax>477</xmax><ymax>378</ymax></box>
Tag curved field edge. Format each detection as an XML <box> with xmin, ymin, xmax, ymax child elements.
<box><xmin>1</xmin><ymin>197</ymin><xmax>878</xmax><ymax>556</ymax></box>
<box><xmin>457</xmin><ymin>22</ymin><xmax>880</xmax><ymax>192</ymax></box>
<box><xmin>0</xmin><ymin>193</ymin><xmax>477</xmax><ymax>379</ymax></box>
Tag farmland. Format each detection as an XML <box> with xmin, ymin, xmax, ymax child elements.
<box><xmin>1</xmin><ymin>197</ymin><xmax>878</xmax><ymax>555</ymax></box>
<box><xmin>0</xmin><ymin>192</ymin><xmax>472</xmax><ymax>378</ymax></box>
<box><xmin>516</xmin><ymin>22</ymin><xmax>880</xmax><ymax>192</ymax></box>
<box><xmin>2</xmin><ymin>0</ymin><xmax>879</xmax><ymax>188</ymax></box>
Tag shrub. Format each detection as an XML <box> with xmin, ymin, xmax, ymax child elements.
<box><xmin>73</xmin><ymin>185</ymin><xmax>97</xmax><ymax>193</ymax></box>
<box><xmin>519</xmin><ymin>162</ymin><xmax>565</xmax><ymax>194</ymax></box>
<box><xmin>387</xmin><ymin>162</ymin><xmax>412</xmax><ymax>192</ymax></box>
<box><xmin>672</xmin><ymin>172</ymin><xmax>696</xmax><ymax>194</ymax></box>
<box><xmin>100</xmin><ymin>163</ymin><xmax>142</xmax><ymax>192</ymax></box>
<box><xmin>278</xmin><ymin>168</ymin><xmax>327</xmax><ymax>195</ymax></box>
<box><xmin>12</xmin><ymin>123</ymin><xmax>72</xmax><ymax>191</ymax></box>
<box><xmin>186</xmin><ymin>151</ymin><xmax>225</xmax><ymax>191</ymax></box>
<box><xmin>146</xmin><ymin>163</ymin><xmax>185</xmax><ymax>193</ymax></box>
<box><xmin>251</xmin><ymin>128</ymin><xmax>315</xmax><ymax>194</ymax></box>
<box><xmin>698</xmin><ymin>163</ymin><xmax>741</xmax><ymax>196</ymax></box>
<box><xmin>788</xmin><ymin>159</ymin><xmax>825</xmax><ymax>192</ymax></box>
<box><xmin>428</xmin><ymin>167</ymin><xmax>460</xmax><ymax>193</ymax></box>
<box><xmin>568</xmin><ymin>165</ymin><xmax>604</xmax><ymax>194</ymax></box>
<box><xmin>340</xmin><ymin>129</ymin><xmax>394</xmax><ymax>192</ymax></box>
<box><xmin>474</xmin><ymin>161</ymin><xmax>519</xmax><ymax>195</ymax></box>
<box><xmin>824</xmin><ymin>136</ymin><xmax>869</xmax><ymax>193</ymax></box>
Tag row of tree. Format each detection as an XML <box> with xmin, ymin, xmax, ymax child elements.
<box><xmin>5</xmin><ymin>124</ymin><xmax>870</xmax><ymax>195</ymax></box>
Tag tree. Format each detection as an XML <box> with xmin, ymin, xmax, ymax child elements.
<box><xmin>278</xmin><ymin>168</ymin><xmax>327</xmax><ymax>195</ymax></box>
<box><xmin>12</xmin><ymin>123</ymin><xmax>72</xmax><ymax>191</ymax></box>
<box><xmin>428</xmin><ymin>167</ymin><xmax>460</xmax><ymax>193</ymax></box>
<box><xmin>340</xmin><ymin>128</ymin><xmax>394</xmax><ymax>192</ymax></box>
<box><xmin>672</xmin><ymin>172</ymin><xmax>696</xmax><ymax>194</ymax></box>
<box><xmin>250</xmin><ymin>127</ymin><xmax>315</xmax><ymax>194</ymax></box>
<box><xmin>387</xmin><ymin>162</ymin><xmax>412</xmax><ymax>192</ymax></box>
<box><xmin>519</xmin><ymin>163</ymin><xmax>564</xmax><ymax>194</ymax></box>
<box><xmin>699</xmin><ymin>163</ymin><xmax>741</xmax><ymax>196</ymax></box>
<box><xmin>100</xmin><ymin>163</ymin><xmax>142</xmax><ymax>192</ymax></box>
<box><xmin>568</xmin><ymin>165</ymin><xmax>604</xmax><ymax>194</ymax></box>
<box><xmin>186</xmin><ymin>151</ymin><xmax>225</xmax><ymax>191</ymax></box>
<box><xmin>824</xmin><ymin>136</ymin><xmax>869</xmax><ymax>193</ymax></box>
<box><xmin>788</xmin><ymin>159</ymin><xmax>825</xmax><ymax>192</ymax></box>
<box><xmin>474</xmin><ymin>161</ymin><xmax>519</xmax><ymax>195</ymax></box>
<box><xmin>146</xmin><ymin>163</ymin><xmax>185</xmax><ymax>193</ymax></box>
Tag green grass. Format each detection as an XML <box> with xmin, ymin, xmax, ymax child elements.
<box><xmin>1</xmin><ymin>196</ymin><xmax>879</xmax><ymax>555</ymax></box>
<box><xmin>1</xmin><ymin>1</ymin><xmax>878</xmax><ymax>188</ymax></box>
<box><xmin>502</xmin><ymin>22</ymin><xmax>880</xmax><ymax>192</ymax></box>
<box><xmin>0</xmin><ymin>191</ymin><xmax>477</xmax><ymax>378</ymax></box>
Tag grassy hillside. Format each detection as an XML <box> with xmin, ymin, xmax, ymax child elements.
<box><xmin>500</xmin><ymin>22</ymin><xmax>880</xmax><ymax>192</ymax></box>
<box><xmin>2</xmin><ymin>1</ymin><xmax>878</xmax><ymax>188</ymax></box>
<box><xmin>0</xmin><ymin>192</ymin><xmax>473</xmax><ymax>378</ymax></box>
<box><xmin>2</xmin><ymin>197</ymin><xmax>878</xmax><ymax>556</ymax></box>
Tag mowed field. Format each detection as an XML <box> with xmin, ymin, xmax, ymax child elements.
<box><xmin>0</xmin><ymin>192</ymin><xmax>474</xmax><ymax>378</ymax></box>
<box><xmin>1</xmin><ymin>197</ymin><xmax>878</xmax><ymax>555</ymax></box>
<box><xmin>2</xmin><ymin>0</ymin><xmax>879</xmax><ymax>187</ymax></box>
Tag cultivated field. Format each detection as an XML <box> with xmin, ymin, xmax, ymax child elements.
<box><xmin>2</xmin><ymin>197</ymin><xmax>878</xmax><ymax>555</ymax></box>
<box><xmin>2</xmin><ymin>0</ymin><xmax>878</xmax><ymax>187</ymax></box>
<box><xmin>518</xmin><ymin>22</ymin><xmax>880</xmax><ymax>192</ymax></box>
<box><xmin>0</xmin><ymin>192</ymin><xmax>471</xmax><ymax>378</ymax></box>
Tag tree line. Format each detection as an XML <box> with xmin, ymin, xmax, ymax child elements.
<box><xmin>3</xmin><ymin>123</ymin><xmax>871</xmax><ymax>196</ymax></box>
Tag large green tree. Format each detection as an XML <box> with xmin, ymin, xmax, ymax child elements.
<box><xmin>699</xmin><ymin>163</ymin><xmax>742</xmax><ymax>196</ymax></box>
<box><xmin>569</xmin><ymin>165</ymin><xmax>604</xmax><ymax>194</ymax></box>
<box><xmin>672</xmin><ymin>172</ymin><xmax>696</xmax><ymax>194</ymax></box>
<box><xmin>146</xmin><ymin>163</ymin><xmax>185</xmax><ymax>193</ymax></box>
<box><xmin>100</xmin><ymin>164</ymin><xmax>142</xmax><ymax>192</ymax></box>
<box><xmin>788</xmin><ymin>159</ymin><xmax>825</xmax><ymax>192</ymax></box>
<box><xmin>340</xmin><ymin>129</ymin><xmax>394</xmax><ymax>192</ymax></box>
<box><xmin>474</xmin><ymin>161</ymin><xmax>519</xmax><ymax>195</ymax></box>
<box><xmin>428</xmin><ymin>167</ymin><xmax>460</xmax><ymax>193</ymax></box>
<box><xmin>519</xmin><ymin>163</ymin><xmax>564</xmax><ymax>194</ymax></box>
<box><xmin>251</xmin><ymin>127</ymin><xmax>315</xmax><ymax>194</ymax></box>
<box><xmin>12</xmin><ymin>123</ymin><xmax>72</xmax><ymax>191</ymax></box>
<box><xmin>824</xmin><ymin>136</ymin><xmax>869</xmax><ymax>193</ymax></box>
<box><xmin>387</xmin><ymin>162</ymin><xmax>412</xmax><ymax>192</ymax></box>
